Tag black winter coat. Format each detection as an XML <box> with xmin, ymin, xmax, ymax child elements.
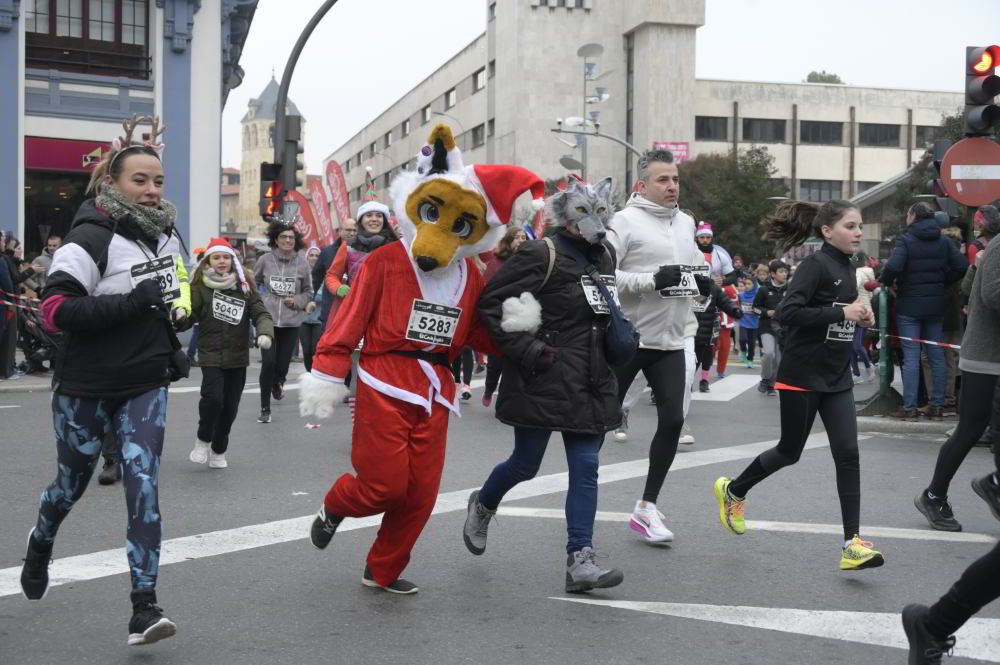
<box><xmin>693</xmin><ymin>281</ymin><xmax>743</xmax><ymax>347</ymax></box>
<box><xmin>880</xmin><ymin>217</ymin><xmax>967</xmax><ymax>318</ymax></box>
<box><xmin>753</xmin><ymin>280</ymin><xmax>788</xmax><ymax>336</ymax></box>
<box><xmin>478</xmin><ymin>232</ymin><xmax>621</xmax><ymax>434</ymax></box>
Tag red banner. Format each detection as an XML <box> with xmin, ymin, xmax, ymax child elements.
<box><xmin>25</xmin><ymin>137</ymin><xmax>109</xmax><ymax>172</ymax></box>
<box><xmin>307</xmin><ymin>179</ymin><xmax>336</xmax><ymax>247</ymax></box>
<box><xmin>286</xmin><ymin>190</ymin><xmax>321</xmax><ymax>248</ymax></box>
<box><xmin>325</xmin><ymin>160</ymin><xmax>352</xmax><ymax>227</ymax></box>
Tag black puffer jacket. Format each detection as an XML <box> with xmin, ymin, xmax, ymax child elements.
<box><xmin>693</xmin><ymin>281</ymin><xmax>743</xmax><ymax>347</ymax></box>
<box><xmin>478</xmin><ymin>232</ymin><xmax>621</xmax><ymax>434</ymax></box>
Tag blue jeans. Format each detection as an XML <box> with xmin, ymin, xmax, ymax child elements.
<box><xmin>478</xmin><ymin>426</ymin><xmax>601</xmax><ymax>554</ymax></box>
<box><xmin>897</xmin><ymin>314</ymin><xmax>945</xmax><ymax>410</ymax></box>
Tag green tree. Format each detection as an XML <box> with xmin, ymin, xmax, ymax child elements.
<box><xmin>805</xmin><ymin>70</ymin><xmax>845</xmax><ymax>84</ymax></box>
<box><xmin>679</xmin><ymin>146</ymin><xmax>788</xmax><ymax>262</ymax></box>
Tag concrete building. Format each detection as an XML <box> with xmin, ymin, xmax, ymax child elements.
<box><xmin>221</xmin><ymin>166</ymin><xmax>240</xmax><ymax>236</ymax></box>
<box><xmin>5</xmin><ymin>0</ymin><xmax>257</xmax><ymax>257</ymax></box>
<box><xmin>322</xmin><ymin>0</ymin><xmax>962</xmax><ymax>245</ymax></box>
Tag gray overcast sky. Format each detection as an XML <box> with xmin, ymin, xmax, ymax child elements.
<box><xmin>221</xmin><ymin>0</ymin><xmax>1000</xmax><ymax>173</ymax></box>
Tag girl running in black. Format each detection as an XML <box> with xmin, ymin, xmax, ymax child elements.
<box><xmin>713</xmin><ymin>199</ymin><xmax>885</xmax><ymax>571</ymax></box>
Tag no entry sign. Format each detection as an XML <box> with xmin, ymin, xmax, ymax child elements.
<box><xmin>941</xmin><ymin>137</ymin><xmax>1000</xmax><ymax>206</ymax></box>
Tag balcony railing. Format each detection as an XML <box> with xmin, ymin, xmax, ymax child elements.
<box><xmin>26</xmin><ymin>40</ymin><xmax>151</xmax><ymax>80</ymax></box>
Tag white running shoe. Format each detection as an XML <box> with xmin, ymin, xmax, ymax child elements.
<box><xmin>679</xmin><ymin>423</ymin><xmax>695</xmax><ymax>445</ymax></box>
<box><xmin>189</xmin><ymin>440</ymin><xmax>210</xmax><ymax>465</ymax></box>
<box><xmin>208</xmin><ymin>452</ymin><xmax>228</xmax><ymax>469</ymax></box>
<box><xmin>628</xmin><ymin>501</ymin><xmax>674</xmax><ymax>543</ymax></box>
<box><xmin>613</xmin><ymin>410</ymin><xmax>629</xmax><ymax>442</ymax></box>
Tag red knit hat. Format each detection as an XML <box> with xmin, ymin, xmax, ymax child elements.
<box><xmin>203</xmin><ymin>237</ymin><xmax>249</xmax><ymax>295</ymax></box>
<box><xmin>468</xmin><ymin>164</ymin><xmax>546</xmax><ymax>227</ymax></box>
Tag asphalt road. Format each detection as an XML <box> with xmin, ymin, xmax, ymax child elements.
<box><xmin>1</xmin><ymin>361</ymin><xmax>998</xmax><ymax>665</ymax></box>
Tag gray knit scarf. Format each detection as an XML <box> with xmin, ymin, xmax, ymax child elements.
<box><xmin>97</xmin><ymin>186</ymin><xmax>177</xmax><ymax>242</ymax></box>
<box><xmin>202</xmin><ymin>266</ymin><xmax>238</xmax><ymax>291</ymax></box>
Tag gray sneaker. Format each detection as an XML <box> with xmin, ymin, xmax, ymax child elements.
<box><xmin>462</xmin><ymin>489</ymin><xmax>496</xmax><ymax>555</ymax></box>
<box><xmin>679</xmin><ymin>423</ymin><xmax>695</xmax><ymax>445</ymax></box>
<box><xmin>565</xmin><ymin>547</ymin><xmax>624</xmax><ymax>593</ymax></box>
<box><xmin>613</xmin><ymin>410</ymin><xmax>629</xmax><ymax>442</ymax></box>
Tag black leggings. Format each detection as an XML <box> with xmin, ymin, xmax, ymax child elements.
<box><xmin>452</xmin><ymin>347</ymin><xmax>474</xmax><ymax>385</ymax></box>
<box><xmin>926</xmin><ymin>541</ymin><xmax>1000</xmax><ymax>638</ymax></box>
<box><xmin>928</xmin><ymin>371</ymin><xmax>1000</xmax><ymax>497</ymax></box>
<box><xmin>729</xmin><ymin>388</ymin><xmax>860</xmax><ymax>540</ymax></box>
<box><xmin>484</xmin><ymin>354</ymin><xmax>502</xmax><ymax>395</ymax></box>
<box><xmin>739</xmin><ymin>327</ymin><xmax>757</xmax><ymax>361</ymax></box>
<box><xmin>260</xmin><ymin>326</ymin><xmax>299</xmax><ymax>409</ymax></box>
<box><xmin>614</xmin><ymin>348</ymin><xmax>686</xmax><ymax>504</ymax></box>
<box><xmin>695</xmin><ymin>342</ymin><xmax>714</xmax><ymax>372</ymax></box>
<box><xmin>299</xmin><ymin>323</ymin><xmax>322</xmax><ymax>373</ymax></box>
<box><xmin>198</xmin><ymin>367</ymin><xmax>247</xmax><ymax>453</ymax></box>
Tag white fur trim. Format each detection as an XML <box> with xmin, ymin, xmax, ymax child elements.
<box><xmin>256</xmin><ymin>335</ymin><xmax>272</xmax><ymax>350</ymax></box>
<box><xmin>501</xmin><ymin>292</ymin><xmax>542</xmax><ymax>333</ymax></box>
<box><xmin>531</xmin><ymin>198</ymin><xmax>545</xmax><ymax>211</ymax></box>
<box><xmin>298</xmin><ymin>371</ymin><xmax>349</xmax><ymax>419</ymax></box>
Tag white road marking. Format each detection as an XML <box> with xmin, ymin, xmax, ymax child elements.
<box><xmin>0</xmin><ymin>433</ymin><xmax>836</xmax><ymax>598</ymax></box>
<box><xmin>0</xmin><ymin>405</ymin><xmax>20</xmax><ymax>409</ymax></box>
<box><xmin>496</xmin><ymin>508</ymin><xmax>997</xmax><ymax>544</ymax></box>
<box><xmin>691</xmin><ymin>374</ymin><xmax>761</xmax><ymax>402</ymax></box>
<box><xmin>169</xmin><ymin>378</ymin><xmax>487</xmax><ymax>396</ymax></box>
<box><xmin>552</xmin><ymin>598</ymin><xmax>1000</xmax><ymax>663</ymax></box>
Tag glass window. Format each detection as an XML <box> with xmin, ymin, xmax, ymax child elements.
<box><xmin>858</xmin><ymin>123</ymin><xmax>900</xmax><ymax>147</ymax></box>
<box><xmin>383</xmin><ymin>173</ymin><xmax>391</xmax><ymax>189</ymax></box>
<box><xmin>488</xmin><ymin>2</ymin><xmax>496</xmax><ymax>20</ymax></box>
<box><xmin>26</xmin><ymin>0</ymin><xmax>50</xmax><ymax>34</ymax></box>
<box><xmin>344</xmin><ymin>160</ymin><xmax>350</xmax><ymax>173</ymax></box>
<box><xmin>915</xmin><ymin>125</ymin><xmax>941</xmax><ymax>147</ymax></box>
<box><xmin>742</xmin><ymin>118</ymin><xmax>786</xmax><ymax>143</ymax></box>
<box><xmin>695</xmin><ymin>116</ymin><xmax>727</xmax><ymax>141</ymax></box>
<box><xmin>422</xmin><ymin>105</ymin><xmax>432</xmax><ymax>125</ymax></box>
<box><xmin>445</xmin><ymin>88</ymin><xmax>457</xmax><ymax>109</ymax></box>
<box><xmin>800</xmin><ymin>121</ymin><xmax>842</xmax><ymax>145</ymax></box>
<box><xmin>474</xmin><ymin>67</ymin><xmax>486</xmax><ymax>92</ymax></box>
<box><xmin>800</xmin><ymin>179</ymin><xmax>842</xmax><ymax>202</ymax></box>
<box><xmin>488</xmin><ymin>59</ymin><xmax>495</xmax><ymax>78</ymax></box>
<box><xmin>856</xmin><ymin>181</ymin><xmax>880</xmax><ymax>194</ymax></box>
<box><xmin>369</xmin><ymin>142</ymin><xmax>376</xmax><ymax>158</ymax></box>
<box><xmin>384</xmin><ymin>131</ymin><xmax>392</xmax><ymax>149</ymax></box>
<box><xmin>488</xmin><ymin>118</ymin><xmax>495</xmax><ymax>137</ymax></box>
<box><xmin>88</xmin><ymin>0</ymin><xmax>114</xmax><ymax>42</ymax></box>
<box><xmin>56</xmin><ymin>0</ymin><xmax>83</xmax><ymax>38</ymax></box>
<box><xmin>471</xmin><ymin>124</ymin><xmax>485</xmax><ymax>148</ymax></box>
<box><xmin>122</xmin><ymin>0</ymin><xmax>147</xmax><ymax>46</ymax></box>
<box><xmin>401</xmin><ymin>119</ymin><xmax>410</xmax><ymax>137</ymax></box>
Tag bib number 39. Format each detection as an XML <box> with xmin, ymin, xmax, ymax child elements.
<box><xmin>405</xmin><ymin>299</ymin><xmax>462</xmax><ymax>346</ymax></box>
<box><xmin>130</xmin><ymin>256</ymin><xmax>180</xmax><ymax>303</ymax></box>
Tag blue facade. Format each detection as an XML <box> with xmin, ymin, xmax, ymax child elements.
<box><xmin>0</xmin><ymin>0</ymin><xmax>22</xmax><ymax>237</ymax></box>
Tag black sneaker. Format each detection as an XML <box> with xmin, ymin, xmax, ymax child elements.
<box><xmin>766</xmin><ymin>387</ymin><xmax>777</xmax><ymax>397</ymax></box>
<box><xmin>902</xmin><ymin>604</ymin><xmax>955</xmax><ymax>665</ymax></box>
<box><xmin>310</xmin><ymin>505</ymin><xmax>343</xmax><ymax>550</ymax></box>
<box><xmin>699</xmin><ymin>379</ymin><xmax>710</xmax><ymax>393</ymax></box>
<box><xmin>914</xmin><ymin>491</ymin><xmax>962</xmax><ymax>532</ymax></box>
<box><xmin>20</xmin><ymin>530</ymin><xmax>51</xmax><ymax>601</ymax></box>
<box><xmin>98</xmin><ymin>457</ymin><xmax>121</xmax><ymax>485</ymax></box>
<box><xmin>362</xmin><ymin>566</ymin><xmax>418</xmax><ymax>595</ymax></box>
<box><xmin>971</xmin><ymin>474</ymin><xmax>1000</xmax><ymax>521</ymax></box>
<box><xmin>757</xmin><ymin>381</ymin><xmax>768</xmax><ymax>394</ymax></box>
<box><xmin>272</xmin><ymin>383</ymin><xmax>284</xmax><ymax>401</ymax></box>
<box><xmin>257</xmin><ymin>408</ymin><xmax>271</xmax><ymax>424</ymax></box>
<box><xmin>127</xmin><ymin>590</ymin><xmax>176</xmax><ymax>646</ymax></box>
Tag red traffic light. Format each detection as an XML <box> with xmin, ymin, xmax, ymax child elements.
<box><xmin>968</xmin><ymin>45</ymin><xmax>1000</xmax><ymax>74</ymax></box>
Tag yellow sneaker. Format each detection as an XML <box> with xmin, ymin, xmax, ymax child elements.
<box><xmin>713</xmin><ymin>477</ymin><xmax>745</xmax><ymax>535</ymax></box>
<box><xmin>839</xmin><ymin>535</ymin><xmax>884</xmax><ymax>571</ymax></box>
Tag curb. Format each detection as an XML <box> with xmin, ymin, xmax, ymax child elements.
<box><xmin>0</xmin><ymin>381</ymin><xmax>51</xmax><ymax>394</ymax></box>
<box><xmin>857</xmin><ymin>416</ymin><xmax>953</xmax><ymax>435</ymax></box>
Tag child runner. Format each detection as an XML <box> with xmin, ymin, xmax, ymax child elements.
<box><xmin>713</xmin><ymin>199</ymin><xmax>884</xmax><ymax>571</ymax></box>
<box><xmin>754</xmin><ymin>260</ymin><xmax>789</xmax><ymax>396</ymax></box>
<box><xmin>189</xmin><ymin>238</ymin><xmax>273</xmax><ymax>468</ymax></box>
<box><xmin>737</xmin><ymin>276</ymin><xmax>760</xmax><ymax>368</ymax></box>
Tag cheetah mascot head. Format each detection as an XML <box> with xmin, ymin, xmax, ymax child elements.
<box><xmin>390</xmin><ymin>124</ymin><xmax>545</xmax><ymax>274</ymax></box>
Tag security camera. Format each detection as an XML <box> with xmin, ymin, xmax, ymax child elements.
<box><xmin>595</xmin><ymin>121</ymin><xmax>601</xmax><ymax>130</ymax></box>
<box><xmin>556</xmin><ymin>118</ymin><xmax>563</xmax><ymax>126</ymax></box>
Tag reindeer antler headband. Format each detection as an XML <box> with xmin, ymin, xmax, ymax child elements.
<box><xmin>108</xmin><ymin>114</ymin><xmax>167</xmax><ymax>170</ymax></box>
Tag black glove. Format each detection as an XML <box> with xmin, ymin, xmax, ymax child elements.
<box><xmin>170</xmin><ymin>306</ymin><xmax>191</xmax><ymax>331</ymax></box>
<box><xmin>534</xmin><ymin>345</ymin><xmax>558</xmax><ymax>372</ymax></box>
<box><xmin>694</xmin><ymin>273</ymin><xmax>712</xmax><ymax>297</ymax></box>
<box><xmin>732</xmin><ymin>308</ymin><xmax>744</xmax><ymax>319</ymax></box>
<box><xmin>129</xmin><ymin>279</ymin><xmax>164</xmax><ymax>311</ymax></box>
<box><xmin>653</xmin><ymin>265</ymin><xmax>683</xmax><ymax>290</ymax></box>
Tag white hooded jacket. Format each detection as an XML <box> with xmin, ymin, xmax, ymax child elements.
<box><xmin>608</xmin><ymin>194</ymin><xmax>705</xmax><ymax>351</ymax></box>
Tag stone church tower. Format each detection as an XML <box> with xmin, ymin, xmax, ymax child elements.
<box><xmin>237</xmin><ymin>76</ymin><xmax>305</xmax><ymax>237</ymax></box>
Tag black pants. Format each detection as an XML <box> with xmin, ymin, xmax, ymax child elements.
<box><xmin>694</xmin><ymin>342</ymin><xmax>714</xmax><ymax>372</ymax></box>
<box><xmin>729</xmin><ymin>388</ymin><xmax>861</xmax><ymax>540</ymax></box>
<box><xmin>0</xmin><ymin>315</ymin><xmax>17</xmax><ymax>377</ymax></box>
<box><xmin>198</xmin><ymin>367</ymin><xmax>247</xmax><ymax>453</ymax></box>
<box><xmin>614</xmin><ymin>348</ymin><xmax>686</xmax><ymax>504</ymax></box>
<box><xmin>928</xmin><ymin>371</ymin><xmax>1000</xmax><ymax>497</ymax></box>
<box><xmin>452</xmin><ymin>347</ymin><xmax>474</xmax><ymax>385</ymax></box>
<box><xmin>484</xmin><ymin>354</ymin><xmax>502</xmax><ymax>396</ymax></box>
<box><xmin>926</xmin><ymin>541</ymin><xmax>1000</xmax><ymax>638</ymax></box>
<box><xmin>299</xmin><ymin>323</ymin><xmax>322</xmax><ymax>373</ymax></box>
<box><xmin>739</xmin><ymin>327</ymin><xmax>757</xmax><ymax>361</ymax></box>
<box><xmin>260</xmin><ymin>326</ymin><xmax>299</xmax><ymax>409</ymax></box>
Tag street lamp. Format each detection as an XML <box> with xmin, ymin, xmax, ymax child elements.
<box><xmin>432</xmin><ymin>111</ymin><xmax>465</xmax><ymax>135</ymax></box>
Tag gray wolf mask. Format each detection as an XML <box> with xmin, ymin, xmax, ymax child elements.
<box><xmin>546</xmin><ymin>177</ymin><xmax>614</xmax><ymax>244</ymax></box>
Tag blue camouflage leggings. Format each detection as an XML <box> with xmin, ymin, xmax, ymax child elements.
<box><xmin>34</xmin><ymin>387</ymin><xmax>167</xmax><ymax>591</ymax></box>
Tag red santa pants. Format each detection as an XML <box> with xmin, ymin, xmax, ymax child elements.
<box><xmin>717</xmin><ymin>326</ymin><xmax>733</xmax><ymax>373</ymax></box>
<box><xmin>324</xmin><ymin>380</ymin><xmax>449</xmax><ymax>586</ymax></box>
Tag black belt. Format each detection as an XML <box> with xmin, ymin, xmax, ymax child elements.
<box><xmin>390</xmin><ymin>349</ymin><xmax>450</xmax><ymax>367</ymax></box>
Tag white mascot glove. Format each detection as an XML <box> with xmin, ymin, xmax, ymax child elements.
<box><xmin>501</xmin><ymin>292</ymin><xmax>542</xmax><ymax>334</ymax></box>
<box><xmin>257</xmin><ymin>335</ymin><xmax>272</xmax><ymax>350</ymax></box>
<box><xmin>298</xmin><ymin>371</ymin><xmax>349</xmax><ymax>419</ymax></box>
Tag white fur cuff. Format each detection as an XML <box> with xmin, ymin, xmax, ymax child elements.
<box><xmin>298</xmin><ymin>371</ymin><xmax>350</xmax><ymax>419</ymax></box>
<box><xmin>501</xmin><ymin>292</ymin><xmax>542</xmax><ymax>334</ymax></box>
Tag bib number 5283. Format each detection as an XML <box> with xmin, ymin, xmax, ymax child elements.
<box><xmin>405</xmin><ymin>299</ymin><xmax>462</xmax><ymax>346</ymax></box>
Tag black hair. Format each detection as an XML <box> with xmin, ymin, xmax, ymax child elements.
<box><xmin>760</xmin><ymin>199</ymin><xmax>858</xmax><ymax>252</ymax></box>
<box><xmin>768</xmin><ymin>259</ymin><xmax>789</xmax><ymax>273</ymax></box>
<box><xmin>266</xmin><ymin>221</ymin><xmax>306</xmax><ymax>251</ymax></box>
<box><xmin>908</xmin><ymin>202</ymin><xmax>935</xmax><ymax>220</ymax></box>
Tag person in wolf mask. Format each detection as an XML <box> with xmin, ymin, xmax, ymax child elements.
<box><xmin>464</xmin><ymin>177</ymin><xmax>625</xmax><ymax>593</ymax></box>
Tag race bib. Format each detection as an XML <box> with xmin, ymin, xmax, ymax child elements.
<box><xmin>692</xmin><ymin>296</ymin><xmax>711</xmax><ymax>313</ymax></box>
<box><xmin>130</xmin><ymin>256</ymin><xmax>180</xmax><ymax>303</ymax></box>
<box><xmin>580</xmin><ymin>274</ymin><xmax>619</xmax><ymax>315</ymax></box>
<box><xmin>658</xmin><ymin>264</ymin><xmax>710</xmax><ymax>299</ymax></box>
<box><xmin>826</xmin><ymin>302</ymin><xmax>856</xmax><ymax>342</ymax></box>
<box><xmin>741</xmin><ymin>302</ymin><xmax>756</xmax><ymax>314</ymax></box>
<box><xmin>268</xmin><ymin>275</ymin><xmax>297</xmax><ymax>297</ymax></box>
<box><xmin>212</xmin><ymin>291</ymin><xmax>246</xmax><ymax>325</ymax></box>
<box><xmin>405</xmin><ymin>299</ymin><xmax>462</xmax><ymax>346</ymax></box>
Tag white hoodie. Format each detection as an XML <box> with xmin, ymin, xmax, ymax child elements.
<box><xmin>608</xmin><ymin>194</ymin><xmax>705</xmax><ymax>351</ymax></box>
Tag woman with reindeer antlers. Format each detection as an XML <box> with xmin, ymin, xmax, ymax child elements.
<box><xmin>19</xmin><ymin>115</ymin><xmax>188</xmax><ymax>646</ymax></box>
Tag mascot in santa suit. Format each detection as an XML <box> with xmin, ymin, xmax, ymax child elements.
<box><xmin>299</xmin><ymin>124</ymin><xmax>545</xmax><ymax>593</ymax></box>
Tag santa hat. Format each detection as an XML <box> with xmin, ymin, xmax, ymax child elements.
<box><xmin>696</xmin><ymin>223</ymin><xmax>714</xmax><ymax>237</ymax></box>
<box><xmin>356</xmin><ymin>200</ymin><xmax>391</xmax><ymax>222</ymax></box>
<box><xmin>467</xmin><ymin>164</ymin><xmax>546</xmax><ymax>228</ymax></box>
<box><xmin>203</xmin><ymin>236</ymin><xmax>250</xmax><ymax>295</ymax></box>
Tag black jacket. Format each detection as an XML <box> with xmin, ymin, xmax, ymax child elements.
<box><xmin>775</xmin><ymin>243</ymin><xmax>858</xmax><ymax>392</ymax></box>
<box><xmin>753</xmin><ymin>280</ymin><xmax>788</xmax><ymax>336</ymax></box>
<box><xmin>43</xmin><ymin>200</ymin><xmax>181</xmax><ymax>399</ymax></box>
<box><xmin>478</xmin><ymin>232</ymin><xmax>621</xmax><ymax>434</ymax></box>
<box><xmin>694</xmin><ymin>282</ymin><xmax>742</xmax><ymax>347</ymax></box>
<box><xmin>880</xmin><ymin>217</ymin><xmax>967</xmax><ymax>318</ymax></box>
<box><xmin>312</xmin><ymin>240</ymin><xmax>341</xmax><ymax>324</ymax></box>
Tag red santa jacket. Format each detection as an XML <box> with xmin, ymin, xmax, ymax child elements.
<box><xmin>312</xmin><ymin>241</ymin><xmax>495</xmax><ymax>415</ymax></box>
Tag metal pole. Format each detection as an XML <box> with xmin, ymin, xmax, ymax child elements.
<box><xmin>549</xmin><ymin>127</ymin><xmax>643</xmax><ymax>157</ymax></box>
<box><xmin>581</xmin><ymin>57</ymin><xmax>587</xmax><ymax>180</ymax></box>
<box><xmin>878</xmin><ymin>288</ymin><xmax>891</xmax><ymax>395</ymax></box>
<box><xmin>273</xmin><ymin>0</ymin><xmax>340</xmax><ymax>190</ymax></box>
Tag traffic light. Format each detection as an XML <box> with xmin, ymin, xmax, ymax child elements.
<box><xmin>283</xmin><ymin>115</ymin><xmax>305</xmax><ymax>190</ymax></box>
<box><xmin>965</xmin><ymin>45</ymin><xmax>1000</xmax><ymax>136</ymax></box>
<box><xmin>259</xmin><ymin>161</ymin><xmax>284</xmax><ymax>219</ymax></box>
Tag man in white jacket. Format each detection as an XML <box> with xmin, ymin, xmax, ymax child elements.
<box><xmin>608</xmin><ymin>149</ymin><xmax>709</xmax><ymax>544</ymax></box>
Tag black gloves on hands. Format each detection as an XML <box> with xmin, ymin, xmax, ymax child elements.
<box><xmin>534</xmin><ymin>345</ymin><xmax>558</xmax><ymax>373</ymax></box>
<box><xmin>170</xmin><ymin>306</ymin><xmax>191</xmax><ymax>331</ymax></box>
<box><xmin>653</xmin><ymin>265</ymin><xmax>683</xmax><ymax>290</ymax></box>
<box><xmin>694</xmin><ymin>273</ymin><xmax>712</xmax><ymax>297</ymax></box>
<box><xmin>130</xmin><ymin>279</ymin><xmax>164</xmax><ymax>312</ymax></box>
